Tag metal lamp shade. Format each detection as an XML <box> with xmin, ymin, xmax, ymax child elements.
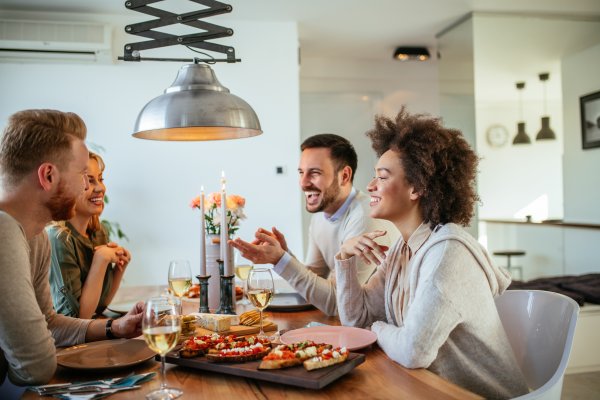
<box><xmin>133</xmin><ymin>64</ymin><xmax>262</xmax><ymax>141</ymax></box>
<box><xmin>513</xmin><ymin>122</ymin><xmax>531</xmax><ymax>144</ymax></box>
<box><xmin>536</xmin><ymin>116</ymin><xmax>556</xmax><ymax>140</ymax></box>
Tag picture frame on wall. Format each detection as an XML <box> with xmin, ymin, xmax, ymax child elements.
<box><xmin>580</xmin><ymin>90</ymin><xmax>600</xmax><ymax>150</ymax></box>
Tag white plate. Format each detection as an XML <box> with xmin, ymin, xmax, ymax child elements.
<box><xmin>57</xmin><ymin>339</ymin><xmax>155</xmax><ymax>370</ymax></box>
<box><xmin>280</xmin><ymin>326</ymin><xmax>377</xmax><ymax>351</ymax></box>
<box><xmin>106</xmin><ymin>301</ymin><xmax>139</xmax><ymax>314</ymax></box>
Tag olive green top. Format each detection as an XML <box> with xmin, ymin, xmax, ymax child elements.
<box><xmin>47</xmin><ymin>221</ymin><xmax>112</xmax><ymax>317</ymax></box>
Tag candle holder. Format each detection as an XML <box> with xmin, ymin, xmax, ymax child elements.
<box><xmin>196</xmin><ymin>274</ymin><xmax>210</xmax><ymax>313</ymax></box>
<box><xmin>215</xmin><ymin>259</ymin><xmax>235</xmax><ymax>315</ymax></box>
<box><xmin>217</xmin><ymin>259</ymin><xmax>224</xmax><ymax>276</ymax></box>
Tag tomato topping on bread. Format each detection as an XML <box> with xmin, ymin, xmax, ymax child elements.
<box><xmin>205</xmin><ymin>342</ymin><xmax>271</xmax><ymax>363</ymax></box>
<box><xmin>259</xmin><ymin>341</ymin><xmax>348</xmax><ymax>370</ymax></box>
<box><xmin>303</xmin><ymin>347</ymin><xmax>349</xmax><ymax>371</ymax></box>
<box><xmin>180</xmin><ymin>333</ymin><xmax>271</xmax><ymax>360</ymax></box>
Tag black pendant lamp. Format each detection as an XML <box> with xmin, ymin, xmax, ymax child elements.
<box><xmin>513</xmin><ymin>82</ymin><xmax>531</xmax><ymax>145</ymax></box>
<box><xmin>536</xmin><ymin>73</ymin><xmax>556</xmax><ymax>141</ymax></box>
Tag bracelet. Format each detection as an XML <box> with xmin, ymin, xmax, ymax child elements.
<box><xmin>105</xmin><ymin>318</ymin><xmax>116</xmax><ymax>339</ymax></box>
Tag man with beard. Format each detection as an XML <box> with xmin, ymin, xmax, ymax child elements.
<box><xmin>231</xmin><ymin>134</ymin><xmax>397</xmax><ymax>316</ymax></box>
<box><xmin>0</xmin><ymin>110</ymin><xmax>143</xmax><ymax>393</ymax></box>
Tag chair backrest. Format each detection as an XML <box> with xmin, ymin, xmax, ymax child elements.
<box><xmin>495</xmin><ymin>290</ymin><xmax>579</xmax><ymax>400</ymax></box>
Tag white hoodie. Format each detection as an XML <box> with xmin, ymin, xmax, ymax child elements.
<box><xmin>336</xmin><ymin>223</ymin><xmax>529</xmax><ymax>400</ymax></box>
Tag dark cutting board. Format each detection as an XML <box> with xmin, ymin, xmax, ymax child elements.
<box><xmin>164</xmin><ymin>351</ymin><xmax>365</xmax><ymax>389</ymax></box>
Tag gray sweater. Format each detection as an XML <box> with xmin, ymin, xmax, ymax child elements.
<box><xmin>336</xmin><ymin>223</ymin><xmax>529</xmax><ymax>399</ymax></box>
<box><xmin>0</xmin><ymin>212</ymin><xmax>90</xmax><ymax>386</ymax></box>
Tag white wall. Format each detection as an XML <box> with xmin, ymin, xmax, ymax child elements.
<box><xmin>301</xmin><ymin>55</ymin><xmax>440</xmax><ymax>116</ymax></box>
<box><xmin>0</xmin><ymin>11</ymin><xmax>302</xmax><ymax>286</ymax></box>
<box><xmin>437</xmin><ymin>17</ymin><xmax>478</xmax><ymax>238</ymax></box>
<box><xmin>562</xmin><ymin>43</ymin><xmax>600</xmax><ymax>277</ymax></box>
<box><xmin>562</xmin><ymin>42</ymin><xmax>600</xmax><ymax>225</ymax></box>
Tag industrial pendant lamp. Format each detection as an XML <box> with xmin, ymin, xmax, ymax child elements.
<box><xmin>120</xmin><ymin>0</ymin><xmax>262</xmax><ymax>141</ymax></box>
<box><xmin>513</xmin><ymin>82</ymin><xmax>531</xmax><ymax>145</ymax></box>
<box><xmin>132</xmin><ymin>63</ymin><xmax>260</xmax><ymax>140</ymax></box>
<box><xmin>536</xmin><ymin>72</ymin><xmax>556</xmax><ymax>141</ymax></box>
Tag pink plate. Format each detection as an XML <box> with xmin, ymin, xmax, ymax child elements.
<box><xmin>280</xmin><ymin>326</ymin><xmax>377</xmax><ymax>351</ymax></box>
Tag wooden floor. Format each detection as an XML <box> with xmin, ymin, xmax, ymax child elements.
<box><xmin>562</xmin><ymin>371</ymin><xmax>600</xmax><ymax>399</ymax></box>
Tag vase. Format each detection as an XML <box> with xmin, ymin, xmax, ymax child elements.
<box><xmin>205</xmin><ymin>234</ymin><xmax>234</xmax><ymax>311</ymax></box>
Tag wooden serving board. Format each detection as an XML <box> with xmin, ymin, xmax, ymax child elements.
<box><xmin>194</xmin><ymin>321</ymin><xmax>278</xmax><ymax>337</ymax></box>
<box><xmin>164</xmin><ymin>351</ymin><xmax>365</xmax><ymax>389</ymax></box>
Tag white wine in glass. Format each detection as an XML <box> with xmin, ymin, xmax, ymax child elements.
<box><xmin>235</xmin><ymin>265</ymin><xmax>252</xmax><ymax>281</ymax></box>
<box><xmin>168</xmin><ymin>260</ymin><xmax>192</xmax><ymax>311</ymax></box>
<box><xmin>142</xmin><ymin>297</ymin><xmax>182</xmax><ymax>400</ymax></box>
<box><xmin>235</xmin><ymin>264</ymin><xmax>253</xmax><ymax>305</ymax></box>
<box><xmin>246</xmin><ymin>268</ymin><xmax>274</xmax><ymax>339</ymax></box>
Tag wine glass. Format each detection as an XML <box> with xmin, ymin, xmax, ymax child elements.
<box><xmin>246</xmin><ymin>268</ymin><xmax>274</xmax><ymax>340</ymax></box>
<box><xmin>142</xmin><ymin>296</ymin><xmax>182</xmax><ymax>400</ymax></box>
<box><xmin>168</xmin><ymin>259</ymin><xmax>192</xmax><ymax>312</ymax></box>
<box><xmin>235</xmin><ymin>252</ymin><xmax>253</xmax><ymax>305</ymax></box>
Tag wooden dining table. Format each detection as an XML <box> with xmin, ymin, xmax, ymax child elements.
<box><xmin>23</xmin><ymin>285</ymin><xmax>482</xmax><ymax>399</ymax></box>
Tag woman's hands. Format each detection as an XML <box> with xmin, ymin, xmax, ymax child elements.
<box><xmin>80</xmin><ymin>243</ymin><xmax>130</xmax><ymax>319</ymax></box>
<box><xmin>94</xmin><ymin>242</ymin><xmax>131</xmax><ymax>272</ymax></box>
<box><xmin>339</xmin><ymin>230</ymin><xmax>389</xmax><ymax>265</ymax></box>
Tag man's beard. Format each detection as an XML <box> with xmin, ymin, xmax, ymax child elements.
<box><xmin>305</xmin><ymin>174</ymin><xmax>341</xmax><ymax>213</ymax></box>
<box><xmin>47</xmin><ymin>180</ymin><xmax>77</xmax><ymax>221</ymax></box>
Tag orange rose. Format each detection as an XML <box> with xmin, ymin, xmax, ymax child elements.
<box><xmin>226</xmin><ymin>194</ymin><xmax>245</xmax><ymax>210</ymax></box>
<box><xmin>205</xmin><ymin>192</ymin><xmax>222</xmax><ymax>208</ymax></box>
<box><xmin>189</xmin><ymin>196</ymin><xmax>201</xmax><ymax>208</ymax></box>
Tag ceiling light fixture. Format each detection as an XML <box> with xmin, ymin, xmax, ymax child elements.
<box><xmin>536</xmin><ymin>72</ymin><xmax>556</xmax><ymax>141</ymax></box>
<box><xmin>393</xmin><ymin>46</ymin><xmax>430</xmax><ymax>61</ymax></box>
<box><xmin>513</xmin><ymin>81</ymin><xmax>531</xmax><ymax>145</ymax></box>
<box><xmin>119</xmin><ymin>0</ymin><xmax>262</xmax><ymax>141</ymax></box>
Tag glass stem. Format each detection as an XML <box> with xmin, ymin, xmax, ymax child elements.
<box><xmin>259</xmin><ymin>309</ymin><xmax>264</xmax><ymax>335</ymax></box>
<box><xmin>160</xmin><ymin>355</ymin><xmax>167</xmax><ymax>390</ymax></box>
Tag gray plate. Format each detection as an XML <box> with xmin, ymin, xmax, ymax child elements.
<box><xmin>266</xmin><ymin>292</ymin><xmax>315</xmax><ymax>312</ymax></box>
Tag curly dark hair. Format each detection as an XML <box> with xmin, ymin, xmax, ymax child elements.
<box><xmin>366</xmin><ymin>106</ymin><xmax>479</xmax><ymax>228</ymax></box>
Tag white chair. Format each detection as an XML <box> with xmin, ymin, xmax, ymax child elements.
<box><xmin>495</xmin><ymin>290</ymin><xmax>579</xmax><ymax>400</ymax></box>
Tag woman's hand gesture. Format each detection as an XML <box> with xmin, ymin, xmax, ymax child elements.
<box><xmin>339</xmin><ymin>230</ymin><xmax>389</xmax><ymax>265</ymax></box>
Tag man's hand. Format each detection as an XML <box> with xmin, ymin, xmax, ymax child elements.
<box><xmin>230</xmin><ymin>231</ymin><xmax>286</xmax><ymax>265</ymax></box>
<box><xmin>250</xmin><ymin>227</ymin><xmax>289</xmax><ymax>253</ymax></box>
<box><xmin>112</xmin><ymin>301</ymin><xmax>144</xmax><ymax>338</ymax></box>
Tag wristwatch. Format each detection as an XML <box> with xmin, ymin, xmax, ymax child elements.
<box><xmin>106</xmin><ymin>318</ymin><xmax>116</xmax><ymax>339</ymax></box>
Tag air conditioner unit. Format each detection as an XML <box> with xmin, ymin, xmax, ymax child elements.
<box><xmin>0</xmin><ymin>19</ymin><xmax>112</xmax><ymax>63</ymax></box>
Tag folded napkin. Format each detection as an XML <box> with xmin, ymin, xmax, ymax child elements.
<box><xmin>29</xmin><ymin>372</ymin><xmax>156</xmax><ymax>399</ymax></box>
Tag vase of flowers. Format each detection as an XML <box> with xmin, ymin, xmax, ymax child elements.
<box><xmin>191</xmin><ymin>192</ymin><xmax>246</xmax><ymax>236</ymax></box>
<box><xmin>191</xmin><ymin>192</ymin><xmax>246</xmax><ymax>310</ymax></box>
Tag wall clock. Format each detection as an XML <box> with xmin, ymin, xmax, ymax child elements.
<box><xmin>486</xmin><ymin>124</ymin><xmax>509</xmax><ymax>148</ymax></box>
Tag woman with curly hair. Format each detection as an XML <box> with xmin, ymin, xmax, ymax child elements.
<box><xmin>47</xmin><ymin>152</ymin><xmax>131</xmax><ymax>318</ymax></box>
<box><xmin>335</xmin><ymin>107</ymin><xmax>528</xmax><ymax>399</ymax></box>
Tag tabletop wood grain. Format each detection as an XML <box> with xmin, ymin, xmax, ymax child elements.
<box><xmin>22</xmin><ymin>286</ymin><xmax>482</xmax><ymax>399</ymax></box>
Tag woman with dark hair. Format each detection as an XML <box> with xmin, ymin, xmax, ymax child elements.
<box><xmin>47</xmin><ymin>152</ymin><xmax>131</xmax><ymax>318</ymax></box>
<box><xmin>335</xmin><ymin>107</ymin><xmax>528</xmax><ymax>399</ymax></box>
